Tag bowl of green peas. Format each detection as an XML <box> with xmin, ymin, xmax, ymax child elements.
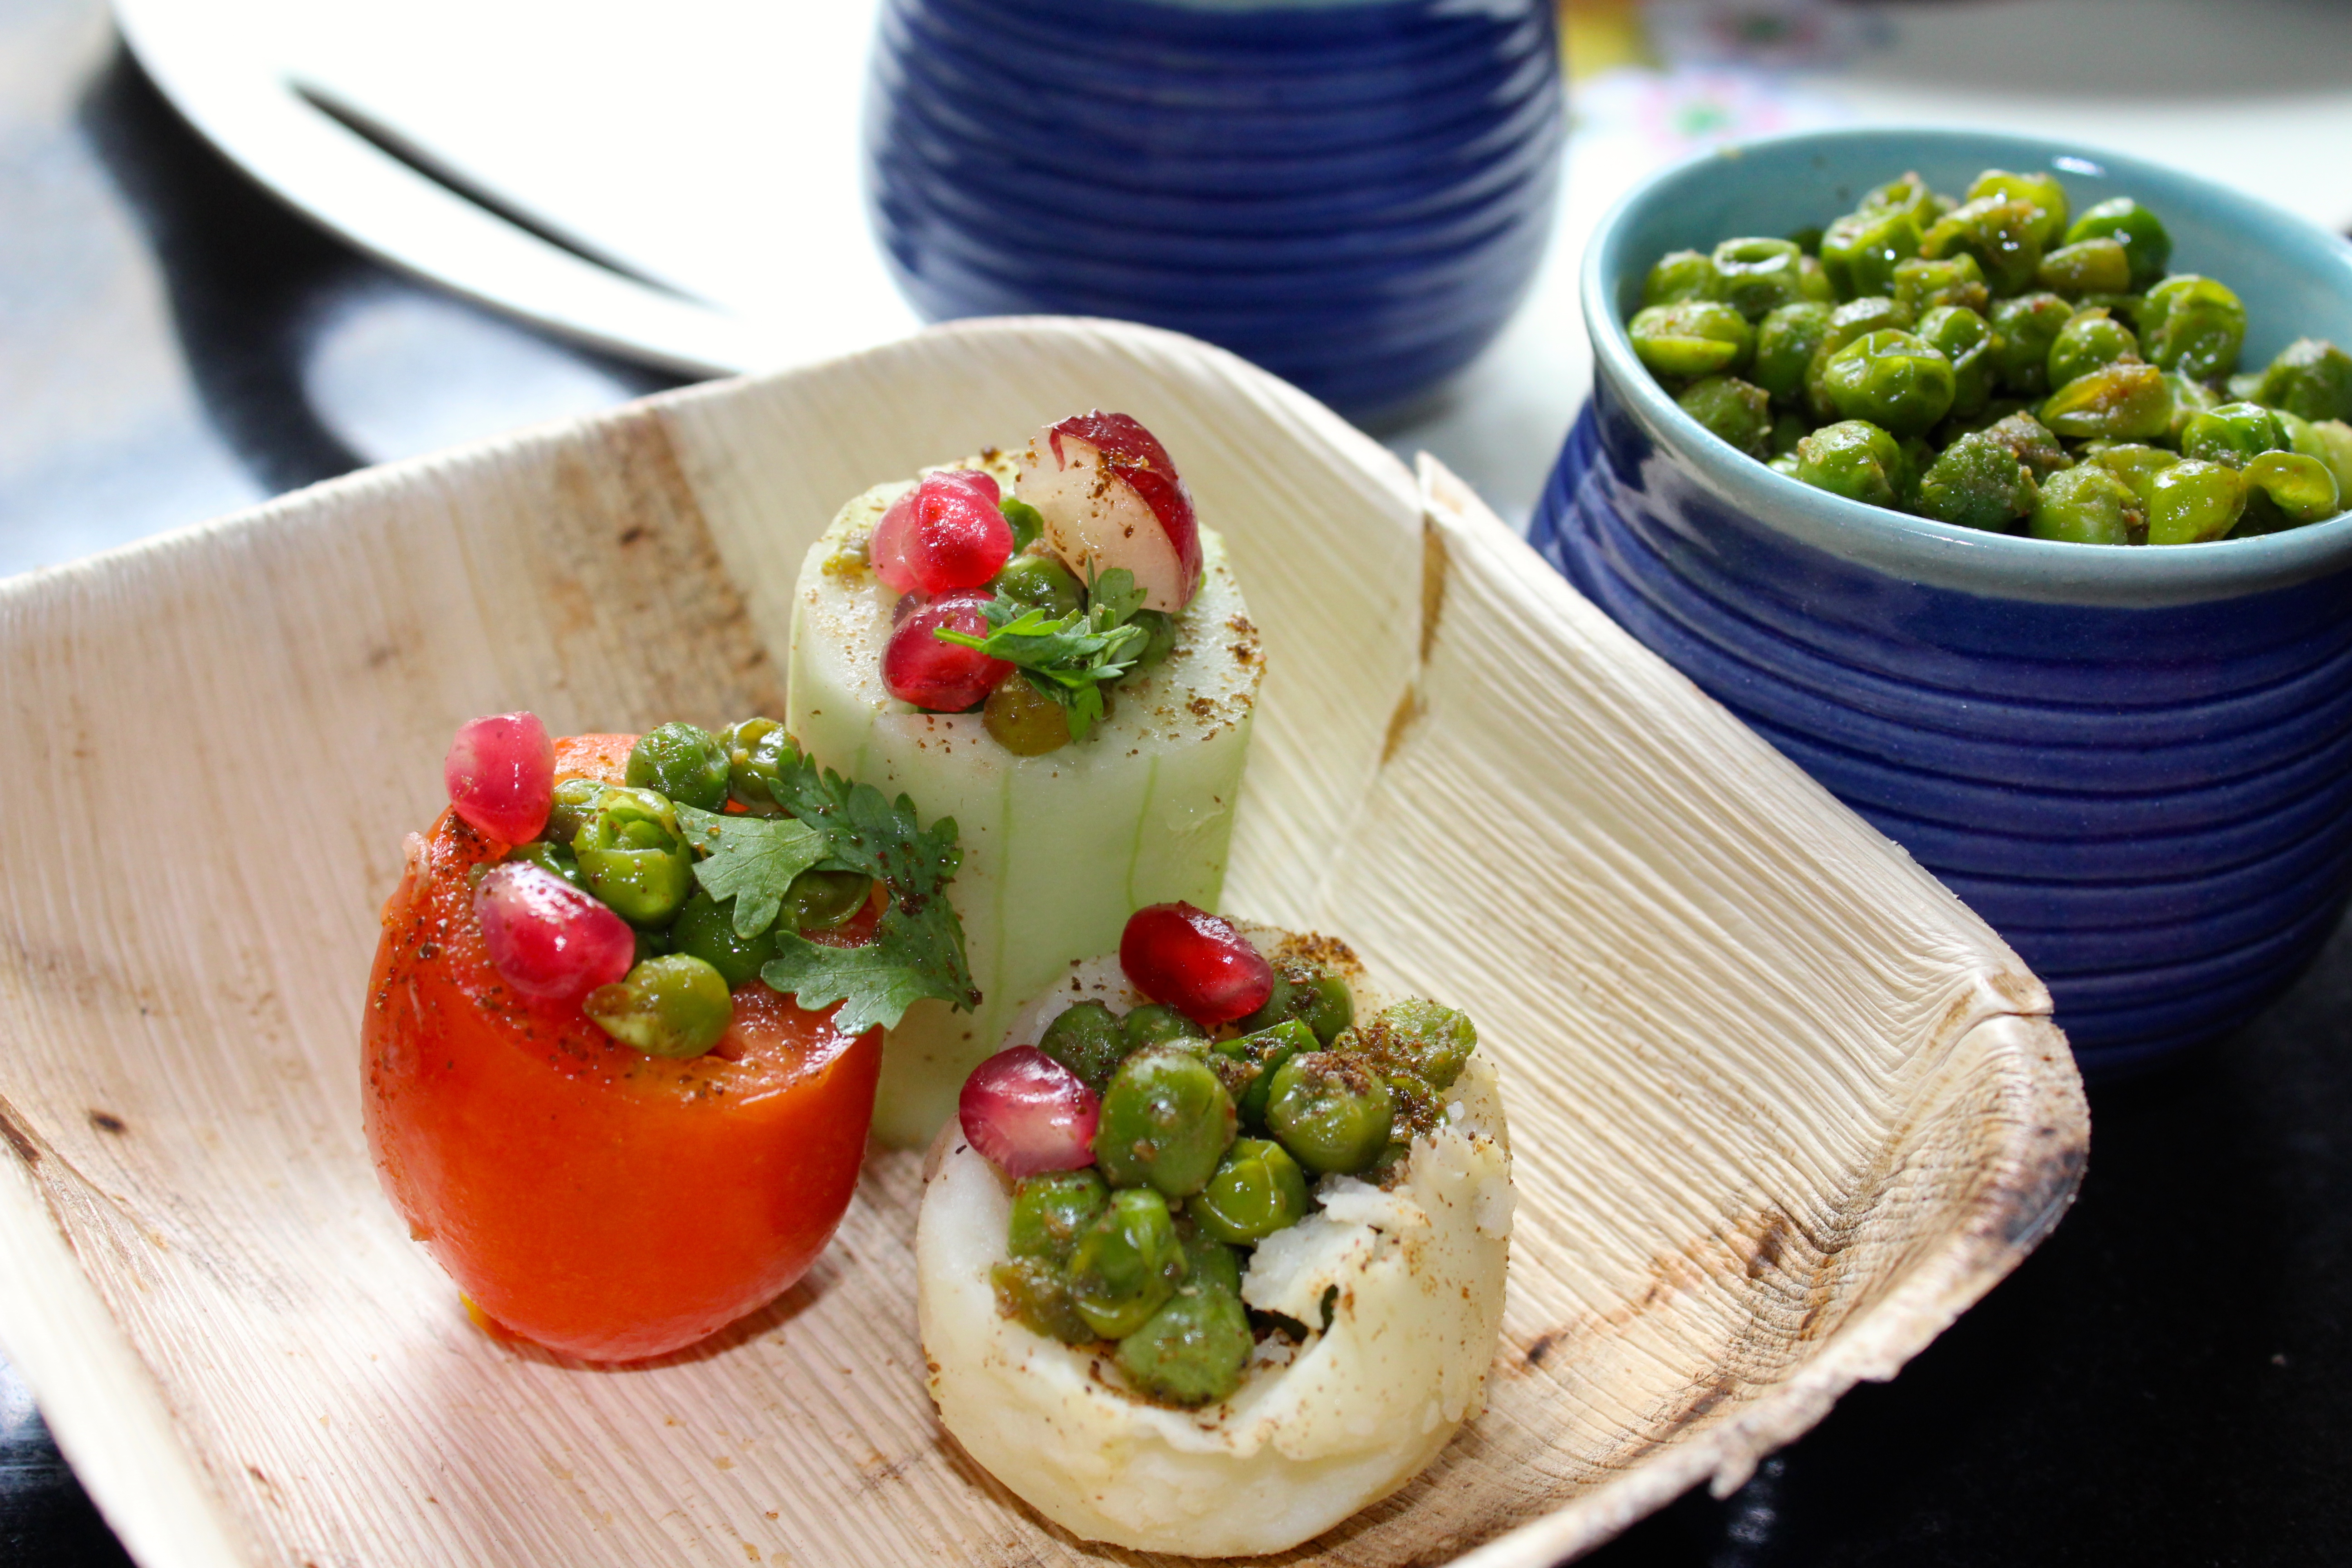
<box><xmin>1527</xmin><ymin>127</ymin><xmax>2352</xmax><ymax>1075</ymax></box>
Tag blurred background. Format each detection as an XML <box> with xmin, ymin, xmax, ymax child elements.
<box><xmin>9</xmin><ymin>0</ymin><xmax>2352</xmax><ymax>1563</ymax></box>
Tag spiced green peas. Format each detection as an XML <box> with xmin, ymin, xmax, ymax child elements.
<box><xmin>2146</xmin><ymin>459</ymin><xmax>2248</xmax><ymax>544</ymax></box>
<box><xmin>1039</xmin><ymin>1001</ymin><xmax>1126</xmax><ymax>1096</ymax></box>
<box><xmin>1115</xmin><ymin>1229</ymin><xmax>1251</xmax><ymax>1406</ymax></box>
<box><xmin>1708</xmin><ymin>237</ymin><xmax>1807</xmax><ymax>321</ymax></box>
<box><xmin>1821</xmin><ymin>206</ymin><xmax>1922</xmax><ymax>301</ymax></box>
<box><xmin>2045</xmin><ymin>308</ymin><xmax>2138</xmax><ymax>390</ymax></box>
<box><xmin>1912</xmin><ymin>431</ymin><xmax>2038</xmax><ymax>533</ymax></box>
<box><xmin>2246</xmin><ymin>339</ymin><xmax>2352</xmax><ymax>423</ymax></box>
<box><xmin>991</xmin><ymin>553</ymin><xmax>1085</xmax><ymax>620</ymax></box>
<box><xmin>2243</xmin><ymin>452</ymin><xmax>2342</xmax><ymax>525</ymax></box>
<box><xmin>1093</xmin><ymin>1045</ymin><xmax>1236</xmax><ymax>1198</ymax></box>
<box><xmin>2041</xmin><ymin>361</ymin><xmax>2175</xmax><ymax>442</ymax></box>
<box><xmin>1009</xmin><ymin>1169</ymin><xmax>1111</xmax><ymax>1267</ymax></box>
<box><xmin>2036</xmin><ymin>239</ymin><xmax>2132</xmax><ymax>299</ymax></box>
<box><xmin>722</xmin><ymin>717</ymin><xmax>799</xmax><ymax>814</ymax></box>
<box><xmin>1642</xmin><ymin>248</ymin><xmax>1717</xmax><ymax>307</ymax></box>
<box><xmin>1821</xmin><ymin>330</ymin><xmax>1957</xmax><ymax>437</ymax></box>
<box><xmin>545</xmin><ymin>775</ymin><xmax>611</xmax><ymax>846</ymax></box>
<box><xmin>1916</xmin><ymin>305</ymin><xmax>1999</xmax><ymax>421</ymax></box>
<box><xmin>2141</xmin><ymin>276</ymin><xmax>2247</xmax><ymax>383</ymax></box>
<box><xmin>670</xmin><ymin>888</ymin><xmax>775</xmax><ymax>986</ymax></box>
<box><xmin>1189</xmin><ymin>1137</ymin><xmax>1311</xmax><ymax>1245</ymax></box>
<box><xmin>1630</xmin><ymin>300</ymin><xmax>1754</xmax><ymax>380</ymax></box>
<box><xmin>625</xmin><ymin>722</ymin><xmax>731</xmax><ymax>813</ymax></box>
<box><xmin>2029</xmin><ymin>464</ymin><xmax>2142</xmax><ymax>545</ymax></box>
<box><xmin>1990</xmin><ymin>293</ymin><xmax>2074</xmax><ymax>397</ymax></box>
<box><xmin>1751</xmin><ymin>302</ymin><xmax>1833</xmax><ymax>407</ymax></box>
<box><xmin>1891</xmin><ymin>254</ymin><xmax>1989</xmax><ymax>321</ymax></box>
<box><xmin>1677</xmin><ymin>377</ymin><xmax>1774</xmax><ymax>458</ymax></box>
<box><xmin>1264</xmin><ymin>1053</ymin><xmax>1393</xmax><ymax>1177</ymax></box>
<box><xmin>583</xmin><ymin>954</ymin><xmax>732</xmax><ymax>1058</ymax></box>
<box><xmin>1920</xmin><ymin>195</ymin><xmax>2044</xmax><ymax>297</ymax></box>
<box><xmin>2180</xmin><ymin>402</ymin><xmax>2288</xmax><ymax>469</ymax></box>
<box><xmin>573</xmin><ymin>786</ymin><xmax>695</xmax><ymax>926</ymax></box>
<box><xmin>1793</xmin><ymin>420</ymin><xmax>1907</xmax><ymax>507</ymax></box>
<box><xmin>2064</xmin><ymin>197</ymin><xmax>2172</xmax><ymax>289</ymax></box>
<box><xmin>1068</xmin><ymin>1187</ymin><xmax>1186</xmax><ymax>1340</ymax></box>
<box><xmin>1212</xmin><ymin>1017</ymin><xmax>1316</xmax><ymax>1131</ymax></box>
<box><xmin>1965</xmin><ymin>169</ymin><xmax>2069</xmax><ymax>249</ymax></box>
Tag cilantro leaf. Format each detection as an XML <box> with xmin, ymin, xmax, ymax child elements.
<box><xmin>931</xmin><ymin>566</ymin><xmax>1153</xmax><ymax>741</ymax></box>
<box><xmin>682</xmin><ymin>746</ymin><xmax>977</xmax><ymax>1033</ymax></box>
<box><xmin>673</xmin><ymin>806</ymin><xmax>829</xmax><ymax>939</ymax></box>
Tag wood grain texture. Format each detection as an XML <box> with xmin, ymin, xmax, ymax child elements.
<box><xmin>0</xmin><ymin>318</ymin><xmax>2086</xmax><ymax>1568</ymax></box>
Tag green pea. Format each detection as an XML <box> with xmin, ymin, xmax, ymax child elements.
<box><xmin>2045</xmin><ymin>307</ymin><xmax>2138</xmax><ymax>390</ymax></box>
<box><xmin>1768</xmin><ymin>451</ymin><xmax>1801</xmax><ymax>477</ymax></box>
<box><xmin>2029</xmin><ymin>463</ymin><xmax>2141</xmax><ymax>545</ymax></box>
<box><xmin>2041</xmin><ymin>362</ymin><xmax>2175</xmax><ymax>442</ymax></box>
<box><xmin>1990</xmin><ymin>293</ymin><xmax>2075</xmax><ymax>397</ymax></box>
<box><xmin>1211</xmin><ymin>1017</ymin><xmax>1317</xmax><ymax>1131</ymax></box>
<box><xmin>2146</xmin><ymin>459</ymin><xmax>2248</xmax><ymax>545</ymax></box>
<box><xmin>1911</xmin><ymin>431</ymin><xmax>2038</xmax><ymax>533</ymax></box>
<box><xmin>545</xmin><ymin>776</ymin><xmax>612</xmax><ymax>847</ymax></box>
<box><xmin>573</xmin><ymin>786</ymin><xmax>694</xmax><ymax>926</ymax></box>
<box><xmin>2166</xmin><ymin>372</ymin><xmax>2220</xmax><ymax>443</ymax></box>
<box><xmin>1750</xmin><ymin>303</ymin><xmax>1833</xmax><ymax>407</ymax></box>
<box><xmin>1068</xmin><ymin>1186</ymin><xmax>1186</xmax><ymax>1341</ymax></box>
<box><xmin>1189</xmin><ymin>1137</ymin><xmax>1312</xmax><ymax>1245</ymax></box>
<box><xmin>983</xmin><ymin>678</ymin><xmax>1073</xmax><ymax>757</ymax></box>
<box><xmin>991</xmin><ymin>553</ymin><xmax>1085</xmax><ymax>621</ymax></box>
<box><xmin>990</xmin><ymin>1257</ymin><xmax>1094</xmax><ymax>1344</ymax></box>
<box><xmin>1130</xmin><ymin>609</ymin><xmax>1177</xmax><ymax>670</ymax></box>
<box><xmin>2180</xmin><ymin>402</ymin><xmax>2288</xmax><ymax>470</ymax></box>
<box><xmin>2137</xmin><ymin>275</ymin><xmax>2247</xmax><ymax>384</ymax></box>
<box><xmin>2036</xmin><ymin>238</ymin><xmax>2131</xmax><ymax>299</ymax></box>
<box><xmin>583</xmin><ymin>954</ymin><xmax>733</xmax><ymax>1058</ymax></box>
<box><xmin>1093</xmin><ymin>1046</ymin><xmax>1236</xmax><ymax>1198</ymax></box>
<box><xmin>786</xmin><ymin>867</ymin><xmax>871</xmax><ymax>931</ymax></box>
<box><xmin>1916</xmin><ymin>305</ymin><xmax>1999</xmax><ymax>422</ymax></box>
<box><xmin>670</xmin><ymin>888</ymin><xmax>775</xmax><ymax>986</ymax></box>
<box><xmin>1977</xmin><ymin>410</ymin><xmax>2073</xmax><ymax>481</ymax></box>
<box><xmin>632</xmin><ymin>925</ymin><xmax>674</xmax><ymax>965</ymax></box>
<box><xmin>1294</xmin><ymin>975</ymin><xmax>1356</xmax><ymax>1046</ymax></box>
<box><xmin>509</xmin><ymin>839</ymin><xmax>586</xmax><ymax>892</ymax></box>
<box><xmin>2243</xmin><ymin>451</ymin><xmax>2342</xmax><ymax>525</ymax></box>
<box><xmin>1803</xmin><ymin>296</ymin><xmax>1910</xmax><ymax>421</ymax></box>
<box><xmin>1796</xmin><ymin>253</ymin><xmax>1836</xmax><ymax>304</ymax></box>
<box><xmin>1627</xmin><ymin>303</ymin><xmax>1759</xmax><ymax>383</ymax></box>
<box><xmin>1629</xmin><ymin>300</ymin><xmax>1754</xmax><ymax>381</ymax></box>
<box><xmin>1355</xmin><ymin>999</ymin><xmax>1480</xmax><ymax>1092</ymax></box>
<box><xmin>1820</xmin><ymin>206</ymin><xmax>1922</xmax><ymax>302</ymax></box>
<box><xmin>1234</xmin><ymin>968</ymin><xmax>1294</xmax><ymax>1036</ymax></box>
<box><xmin>1860</xmin><ymin>172</ymin><xmax>1944</xmax><ymax>228</ymax></box>
<box><xmin>1965</xmin><ymin>169</ymin><xmax>2069</xmax><ymax>249</ymax></box>
<box><xmin>624</xmin><ymin>722</ymin><xmax>731</xmax><ymax>814</ymax></box>
<box><xmin>1794</xmin><ymin>420</ymin><xmax>1906</xmax><ymax>508</ymax></box>
<box><xmin>1822</xmin><ymin>330</ymin><xmax>1958</xmax><ymax>437</ymax></box>
<box><xmin>2280</xmin><ymin>412</ymin><xmax>2352</xmax><ymax>495</ymax></box>
<box><xmin>2063</xmin><ymin>198</ymin><xmax>2172</xmax><ymax>289</ymax></box>
<box><xmin>1767</xmin><ymin>411</ymin><xmax>1808</xmax><ymax>460</ymax></box>
<box><xmin>1265</xmin><ymin>1053</ymin><xmax>1394</xmax><ymax>1177</ymax></box>
<box><xmin>2247</xmin><ymin>338</ymin><xmax>2352</xmax><ymax>423</ymax></box>
<box><xmin>1919</xmin><ymin>196</ymin><xmax>2044</xmax><ymax>297</ymax></box>
<box><xmin>1892</xmin><ymin>254</ymin><xmax>1989</xmax><ymax>322</ymax></box>
<box><xmin>2088</xmin><ymin>444</ymin><xmax>2182</xmax><ymax>509</ymax></box>
<box><xmin>1641</xmin><ymin>248</ymin><xmax>1718</xmax><ymax>307</ymax></box>
<box><xmin>1379</xmin><ymin>1066</ymin><xmax>1445</xmax><ymax>1140</ymax></box>
<box><xmin>721</xmin><ymin>717</ymin><xmax>799</xmax><ymax>815</ymax></box>
<box><xmin>1008</xmin><ymin>1169</ymin><xmax>1111</xmax><ymax>1266</ymax></box>
<box><xmin>1039</xmin><ymin>1000</ymin><xmax>1126</xmax><ymax>1097</ymax></box>
<box><xmin>1676</xmin><ymin>376</ymin><xmax>1774</xmax><ymax>458</ymax></box>
<box><xmin>1122</xmin><ymin>1003</ymin><xmax>1207</xmax><ymax>1053</ymax></box>
<box><xmin>999</xmin><ymin>495</ymin><xmax>1046</xmax><ymax>554</ymax></box>
<box><xmin>1115</xmin><ymin>1231</ymin><xmax>1251</xmax><ymax>1406</ymax></box>
<box><xmin>1708</xmin><ymin>237</ymin><xmax>1807</xmax><ymax>321</ymax></box>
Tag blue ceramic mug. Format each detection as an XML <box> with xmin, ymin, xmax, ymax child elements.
<box><xmin>1529</xmin><ymin>128</ymin><xmax>2352</xmax><ymax>1076</ymax></box>
<box><xmin>862</xmin><ymin>0</ymin><xmax>1564</xmax><ymax>421</ymax></box>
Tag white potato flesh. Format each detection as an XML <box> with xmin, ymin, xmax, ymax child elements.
<box><xmin>916</xmin><ymin>926</ymin><xmax>1514</xmax><ymax>1557</ymax></box>
<box><xmin>789</xmin><ymin>453</ymin><xmax>1261</xmax><ymax>1147</ymax></box>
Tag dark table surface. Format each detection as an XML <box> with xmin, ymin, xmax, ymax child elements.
<box><xmin>8</xmin><ymin>0</ymin><xmax>2352</xmax><ymax>1564</ymax></box>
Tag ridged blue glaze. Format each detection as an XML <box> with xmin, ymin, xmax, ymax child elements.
<box><xmin>863</xmin><ymin>0</ymin><xmax>1563</xmax><ymax>419</ymax></box>
<box><xmin>1529</xmin><ymin>128</ymin><xmax>2352</xmax><ymax>1076</ymax></box>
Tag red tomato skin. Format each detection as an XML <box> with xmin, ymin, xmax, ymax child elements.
<box><xmin>363</xmin><ymin>734</ymin><xmax>882</xmax><ymax>1362</ymax></box>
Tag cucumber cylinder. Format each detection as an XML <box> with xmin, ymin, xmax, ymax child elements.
<box><xmin>789</xmin><ymin>459</ymin><xmax>1262</xmax><ymax>1147</ymax></box>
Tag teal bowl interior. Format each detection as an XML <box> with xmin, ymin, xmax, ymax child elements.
<box><xmin>1582</xmin><ymin>126</ymin><xmax>2352</xmax><ymax>607</ymax></box>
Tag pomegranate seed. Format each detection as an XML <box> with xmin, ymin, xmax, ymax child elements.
<box><xmin>473</xmin><ymin>862</ymin><xmax>636</xmax><ymax>1001</ymax></box>
<box><xmin>882</xmin><ymin>590</ymin><xmax>1011</xmax><ymax>711</ymax></box>
<box><xmin>1119</xmin><ymin>903</ymin><xmax>1274</xmax><ymax>1029</ymax></box>
<box><xmin>444</xmin><ymin>711</ymin><xmax>555</xmax><ymax>844</ymax></box>
<box><xmin>959</xmin><ymin>1046</ymin><xmax>1100</xmax><ymax>1176</ymax></box>
<box><xmin>872</xmin><ymin>470</ymin><xmax>1010</xmax><ymax>595</ymax></box>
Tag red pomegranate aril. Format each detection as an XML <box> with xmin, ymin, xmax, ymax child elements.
<box><xmin>472</xmin><ymin>862</ymin><xmax>636</xmax><ymax>1001</ymax></box>
<box><xmin>1120</xmin><ymin>903</ymin><xmax>1275</xmax><ymax>1029</ymax></box>
<box><xmin>444</xmin><ymin>711</ymin><xmax>555</xmax><ymax>844</ymax></box>
<box><xmin>873</xmin><ymin>470</ymin><xmax>1010</xmax><ymax>596</ymax></box>
<box><xmin>883</xmin><ymin>590</ymin><xmax>1012</xmax><ymax>711</ymax></box>
<box><xmin>959</xmin><ymin>1046</ymin><xmax>1100</xmax><ymax>1176</ymax></box>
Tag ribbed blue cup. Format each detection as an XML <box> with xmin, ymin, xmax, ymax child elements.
<box><xmin>1529</xmin><ymin>128</ymin><xmax>2352</xmax><ymax>1077</ymax></box>
<box><xmin>863</xmin><ymin>0</ymin><xmax>1564</xmax><ymax>421</ymax></box>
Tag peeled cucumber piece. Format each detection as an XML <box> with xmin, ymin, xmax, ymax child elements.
<box><xmin>788</xmin><ymin>456</ymin><xmax>1262</xmax><ymax>1147</ymax></box>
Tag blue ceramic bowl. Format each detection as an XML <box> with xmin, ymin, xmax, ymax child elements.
<box><xmin>1528</xmin><ymin>127</ymin><xmax>2352</xmax><ymax>1076</ymax></box>
<box><xmin>863</xmin><ymin>0</ymin><xmax>1563</xmax><ymax>421</ymax></box>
